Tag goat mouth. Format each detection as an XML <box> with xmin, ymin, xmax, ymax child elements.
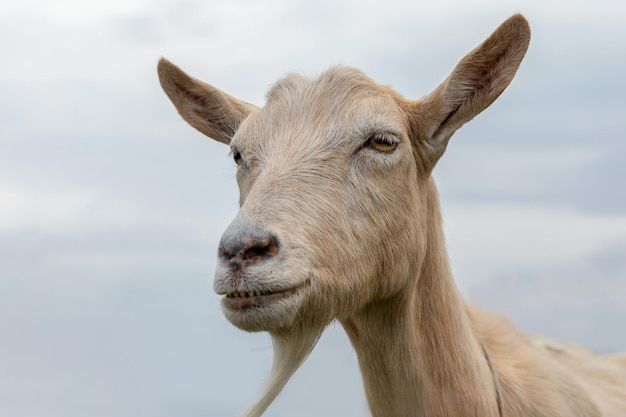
<box><xmin>223</xmin><ymin>282</ymin><xmax>309</xmax><ymax>310</ymax></box>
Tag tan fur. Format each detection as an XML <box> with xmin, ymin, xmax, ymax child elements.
<box><xmin>157</xmin><ymin>14</ymin><xmax>626</xmax><ymax>417</ymax></box>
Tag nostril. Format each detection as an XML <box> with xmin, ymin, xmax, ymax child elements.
<box><xmin>242</xmin><ymin>237</ymin><xmax>279</xmax><ymax>261</ymax></box>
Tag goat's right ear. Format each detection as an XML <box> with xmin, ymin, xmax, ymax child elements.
<box><xmin>157</xmin><ymin>58</ymin><xmax>258</xmax><ymax>144</ymax></box>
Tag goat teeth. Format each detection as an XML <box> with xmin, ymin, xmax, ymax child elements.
<box><xmin>227</xmin><ymin>290</ymin><xmax>275</xmax><ymax>298</ymax></box>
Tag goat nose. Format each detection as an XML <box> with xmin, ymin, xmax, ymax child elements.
<box><xmin>218</xmin><ymin>230</ymin><xmax>280</xmax><ymax>266</ymax></box>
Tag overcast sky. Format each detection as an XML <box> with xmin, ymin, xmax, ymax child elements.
<box><xmin>1</xmin><ymin>0</ymin><xmax>625</xmax><ymax>416</ymax></box>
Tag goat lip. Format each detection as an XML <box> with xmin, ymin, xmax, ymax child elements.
<box><xmin>222</xmin><ymin>282</ymin><xmax>309</xmax><ymax>310</ymax></box>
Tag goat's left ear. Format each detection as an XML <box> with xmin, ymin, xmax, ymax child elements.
<box><xmin>416</xmin><ymin>14</ymin><xmax>530</xmax><ymax>163</ymax></box>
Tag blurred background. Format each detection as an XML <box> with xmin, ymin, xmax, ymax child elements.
<box><xmin>1</xmin><ymin>0</ymin><xmax>625</xmax><ymax>416</ymax></box>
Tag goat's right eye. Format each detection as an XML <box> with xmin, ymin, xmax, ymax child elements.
<box><xmin>233</xmin><ymin>151</ymin><xmax>243</xmax><ymax>166</ymax></box>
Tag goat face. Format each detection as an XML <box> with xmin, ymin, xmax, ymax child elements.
<box><xmin>212</xmin><ymin>69</ymin><xmax>427</xmax><ymax>333</ymax></box>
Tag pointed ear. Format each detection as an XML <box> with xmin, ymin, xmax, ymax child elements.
<box><xmin>157</xmin><ymin>58</ymin><xmax>258</xmax><ymax>144</ymax></box>
<box><xmin>416</xmin><ymin>14</ymin><xmax>530</xmax><ymax>162</ymax></box>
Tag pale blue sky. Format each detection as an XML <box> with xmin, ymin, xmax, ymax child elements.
<box><xmin>0</xmin><ymin>0</ymin><xmax>625</xmax><ymax>416</ymax></box>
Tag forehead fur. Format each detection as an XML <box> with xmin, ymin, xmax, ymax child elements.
<box><xmin>265</xmin><ymin>66</ymin><xmax>393</xmax><ymax>109</ymax></box>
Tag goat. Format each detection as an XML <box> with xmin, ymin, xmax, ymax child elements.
<box><xmin>158</xmin><ymin>14</ymin><xmax>626</xmax><ymax>417</ymax></box>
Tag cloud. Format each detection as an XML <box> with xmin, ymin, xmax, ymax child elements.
<box><xmin>0</xmin><ymin>178</ymin><xmax>204</xmax><ymax>237</ymax></box>
<box><xmin>0</xmin><ymin>181</ymin><xmax>96</xmax><ymax>234</ymax></box>
<box><xmin>0</xmin><ymin>0</ymin><xmax>148</xmax><ymax>20</ymax></box>
<box><xmin>436</xmin><ymin>141</ymin><xmax>626</xmax><ymax>214</ymax></box>
<box><xmin>469</xmin><ymin>239</ymin><xmax>626</xmax><ymax>352</ymax></box>
<box><xmin>444</xmin><ymin>203</ymin><xmax>626</xmax><ymax>289</ymax></box>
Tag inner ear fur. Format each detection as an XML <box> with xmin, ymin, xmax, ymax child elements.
<box><xmin>415</xmin><ymin>14</ymin><xmax>531</xmax><ymax>163</ymax></box>
<box><xmin>157</xmin><ymin>58</ymin><xmax>258</xmax><ymax>144</ymax></box>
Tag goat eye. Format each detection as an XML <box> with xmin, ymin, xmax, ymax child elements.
<box><xmin>367</xmin><ymin>133</ymin><xmax>398</xmax><ymax>153</ymax></box>
<box><xmin>233</xmin><ymin>151</ymin><xmax>243</xmax><ymax>166</ymax></box>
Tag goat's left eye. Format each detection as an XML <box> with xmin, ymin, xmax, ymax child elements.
<box><xmin>367</xmin><ymin>133</ymin><xmax>398</xmax><ymax>153</ymax></box>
